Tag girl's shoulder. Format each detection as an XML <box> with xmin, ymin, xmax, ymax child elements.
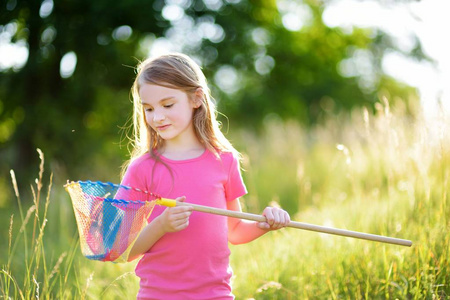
<box><xmin>217</xmin><ymin>149</ymin><xmax>236</xmax><ymax>160</ymax></box>
<box><xmin>217</xmin><ymin>146</ymin><xmax>241</xmax><ymax>157</ymax></box>
<box><xmin>215</xmin><ymin>149</ymin><xmax>241</xmax><ymax>166</ymax></box>
<box><xmin>127</xmin><ymin>153</ymin><xmax>155</xmax><ymax>171</ymax></box>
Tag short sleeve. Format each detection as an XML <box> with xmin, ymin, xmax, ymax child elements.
<box><xmin>115</xmin><ymin>158</ymin><xmax>149</xmax><ymax>201</ymax></box>
<box><xmin>224</xmin><ymin>153</ymin><xmax>247</xmax><ymax>201</ymax></box>
<box><xmin>121</xmin><ymin>160</ymin><xmax>144</xmax><ymax>189</ymax></box>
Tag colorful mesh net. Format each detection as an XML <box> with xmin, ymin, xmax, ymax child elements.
<box><xmin>65</xmin><ymin>181</ymin><xmax>159</xmax><ymax>263</ymax></box>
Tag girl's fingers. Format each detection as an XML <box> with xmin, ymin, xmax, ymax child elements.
<box><xmin>273</xmin><ymin>210</ymin><xmax>281</xmax><ymax>225</ymax></box>
<box><xmin>160</xmin><ymin>196</ymin><xmax>193</xmax><ymax>232</ymax></box>
<box><xmin>174</xmin><ymin>196</ymin><xmax>194</xmax><ymax>212</ymax></box>
<box><xmin>176</xmin><ymin>196</ymin><xmax>186</xmax><ymax>202</ymax></box>
<box><xmin>166</xmin><ymin>216</ymin><xmax>189</xmax><ymax>232</ymax></box>
<box><xmin>262</xmin><ymin>207</ymin><xmax>290</xmax><ymax>230</ymax></box>
<box><xmin>264</xmin><ymin>209</ymin><xmax>274</xmax><ymax>226</ymax></box>
<box><xmin>169</xmin><ymin>209</ymin><xmax>191</xmax><ymax>222</ymax></box>
<box><xmin>172</xmin><ymin>218</ymin><xmax>189</xmax><ymax>229</ymax></box>
<box><xmin>275</xmin><ymin>209</ymin><xmax>289</xmax><ymax>226</ymax></box>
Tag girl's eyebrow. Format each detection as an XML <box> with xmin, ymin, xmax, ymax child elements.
<box><xmin>141</xmin><ymin>96</ymin><xmax>175</xmax><ymax>105</ymax></box>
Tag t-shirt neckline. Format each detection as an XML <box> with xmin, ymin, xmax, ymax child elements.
<box><xmin>156</xmin><ymin>148</ymin><xmax>209</xmax><ymax>164</ymax></box>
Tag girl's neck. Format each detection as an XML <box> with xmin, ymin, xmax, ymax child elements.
<box><xmin>159</xmin><ymin>139</ymin><xmax>205</xmax><ymax>161</ymax></box>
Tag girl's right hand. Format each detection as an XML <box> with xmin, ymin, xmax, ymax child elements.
<box><xmin>157</xmin><ymin>196</ymin><xmax>193</xmax><ymax>233</ymax></box>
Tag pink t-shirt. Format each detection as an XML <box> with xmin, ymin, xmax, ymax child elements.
<box><xmin>121</xmin><ymin>149</ymin><xmax>247</xmax><ymax>299</ymax></box>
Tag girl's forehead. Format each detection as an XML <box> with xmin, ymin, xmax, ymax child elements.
<box><xmin>139</xmin><ymin>84</ymin><xmax>187</xmax><ymax>104</ymax></box>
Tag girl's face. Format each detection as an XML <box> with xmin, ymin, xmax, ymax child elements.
<box><xmin>139</xmin><ymin>83</ymin><xmax>198</xmax><ymax>146</ymax></box>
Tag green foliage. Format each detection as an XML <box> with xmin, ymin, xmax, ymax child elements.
<box><xmin>0</xmin><ymin>150</ymin><xmax>138</xmax><ymax>299</ymax></box>
<box><xmin>0</xmin><ymin>0</ymin><xmax>167</xmax><ymax>183</ymax></box>
<box><xmin>229</xmin><ymin>101</ymin><xmax>449</xmax><ymax>299</ymax></box>
<box><xmin>1</xmin><ymin>2</ymin><xmax>442</xmax><ymax>297</ymax></box>
<box><xmin>1</xmin><ymin>102</ymin><xmax>449</xmax><ymax>299</ymax></box>
<box><xmin>198</xmin><ymin>0</ymin><xmax>422</xmax><ymax>125</ymax></box>
<box><xmin>0</xmin><ymin>0</ymin><xmax>426</xmax><ymax>184</ymax></box>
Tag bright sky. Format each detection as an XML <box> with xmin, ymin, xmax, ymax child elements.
<box><xmin>1</xmin><ymin>0</ymin><xmax>448</xmax><ymax>117</ymax></box>
<box><xmin>323</xmin><ymin>0</ymin><xmax>450</xmax><ymax>117</ymax></box>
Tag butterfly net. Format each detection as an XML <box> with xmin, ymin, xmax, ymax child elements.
<box><xmin>65</xmin><ymin>181</ymin><xmax>158</xmax><ymax>263</ymax></box>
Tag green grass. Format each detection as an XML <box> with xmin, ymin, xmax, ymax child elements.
<box><xmin>1</xmin><ymin>100</ymin><xmax>449</xmax><ymax>299</ymax></box>
<box><xmin>230</xmin><ymin>102</ymin><xmax>449</xmax><ymax>299</ymax></box>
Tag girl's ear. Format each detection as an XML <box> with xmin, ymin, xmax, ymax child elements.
<box><xmin>193</xmin><ymin>88</ymin><xmax>204</xmax><ymax>108</ymax></box>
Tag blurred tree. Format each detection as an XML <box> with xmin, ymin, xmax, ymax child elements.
<box><xmin>178</xmin><ymin>0</ymin><xmax>424</xmax><ymax>125</ymax></box>
<box><xmin>0</xmin><ymin>0</ymin><xmax>426</xmax><ymax>185</ymax></box>
<box><xmin>0</xmin><ymin>0</ymin><xmax>169</xmax><ymax>183</ymax></box>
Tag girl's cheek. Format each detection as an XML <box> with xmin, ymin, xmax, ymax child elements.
<box><xmin>144</xmin><ymin>112</ymin><xmax>152</xmax><ymax>124</ymax></box>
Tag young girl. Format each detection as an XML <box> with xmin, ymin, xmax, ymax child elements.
<box><xmin>121</xmin><ymin>53</ymin><xmax>290</xmax><ymax>299</ymax></box>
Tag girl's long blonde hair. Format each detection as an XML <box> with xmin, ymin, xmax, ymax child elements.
<box><xmin>123</xmin><ymin>53</ymin><xmax>238</xmax><ymax>174</ymax></box>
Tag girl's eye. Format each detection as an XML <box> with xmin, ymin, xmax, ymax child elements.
<box><xmin>164</xmin><ymin>104</ymin><xmax>174</xmax><ymax>109</ymax></box>
<box><xmin>145</xmin><ymin>108</ymin><xmax>153</xmax><ymax>112</ymax></box>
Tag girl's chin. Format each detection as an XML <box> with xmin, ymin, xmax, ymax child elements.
<box><xmin>157</xmin><ymin>131</ymin><xmax>176</xmax><ymax>140</ymax></box>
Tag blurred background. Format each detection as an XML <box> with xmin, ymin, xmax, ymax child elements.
<box><xmin>2</xmin><ymin>0</ymin><xmax>445</xmax><ymax>190</ymax></box>
<box><xmin>1</xmin><ymin>0</ymin><xmax>450</xmax><ymax>298</ymax></box>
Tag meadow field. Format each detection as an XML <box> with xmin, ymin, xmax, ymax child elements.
<box><xmin>1</xmin><ymin>100</ymin><xmax>449</xmax><ymax>299</ymax></box>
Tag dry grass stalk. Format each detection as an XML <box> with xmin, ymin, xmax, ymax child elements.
<box><xmin>48</xmin><ymin>252</ymin><xmax>67</xmax><ymax>281</ymax></box>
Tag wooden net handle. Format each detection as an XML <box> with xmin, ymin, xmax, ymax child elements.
<box><xmin>174</xmin><ymin>201</ymin><xmax>412</xmax><ymax>247</ymax></box>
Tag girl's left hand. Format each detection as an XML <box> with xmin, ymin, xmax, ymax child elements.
<box><xmin>258</xmin><ymin>207</ymin><xmax>291</xmax><ymax>230</ymax></box>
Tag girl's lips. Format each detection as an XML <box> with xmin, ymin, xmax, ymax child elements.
<box><xmin>156</xmin><ymin>124</ymin><xmax>170</xmax><ymax>131</ymax></box>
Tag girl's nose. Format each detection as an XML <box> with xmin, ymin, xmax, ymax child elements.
<box><xmin>153</xmin><ymin>111</ymin><xmax>165</xmax><ymax>122</ymax></box>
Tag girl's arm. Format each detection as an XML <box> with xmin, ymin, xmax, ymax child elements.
<box><xmin>227</xmin><ymin>198</ymin><xmax>290</xmax><ymax>245</ymax></box>
<box><xmin>127</xmin><ymin>196</ymin><xmax>193</xmax><ymax>261</ymax></box>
